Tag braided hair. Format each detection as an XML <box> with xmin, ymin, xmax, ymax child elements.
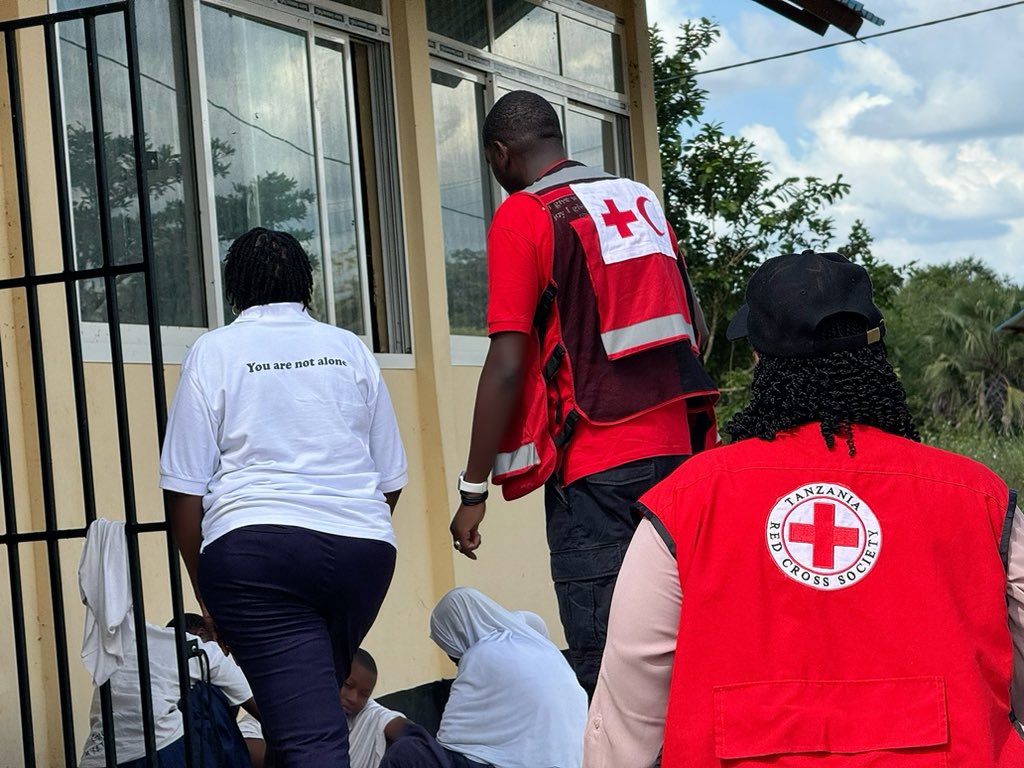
<box><xmin>724</xmin><ymin>327</ymin><xmax>920</xmax><ymax>456</ymax></box>
<box><xmin>223</xmin><ymin>227</ymin><xmax>313</xmax><ymax>313</ymax></box>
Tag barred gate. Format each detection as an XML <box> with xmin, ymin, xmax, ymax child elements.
<box><xmin>0</xmin><ymin>2</ymin><xmax>197</xmax><ymax>765</ymax></box>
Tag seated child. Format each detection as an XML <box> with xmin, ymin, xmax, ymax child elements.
<box><xmin>236</xmin><ymin>647</ymin><xmax>413</xmax><ymax>768</ymax></box>
<box><xmin>344</xmin><ymin>648</ymin><xmax>414</xmax><ymax>768</ymax></box>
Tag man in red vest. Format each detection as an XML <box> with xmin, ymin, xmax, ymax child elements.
<box><xmin>584</xmin><ymin>250</ymin><xmax>1024</xmax><ymax>766</ymax></box>
<box><xmin>448</xmin><ymin>90</ymin><xmax>717</xmax><ymax>696</ymax></box>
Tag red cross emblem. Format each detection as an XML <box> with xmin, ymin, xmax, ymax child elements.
<box><xmin>601</xmin><ymin>199</ymin><xmax>637</xmax><ymax>238</ymax></box>
<box><xmin>788</xmin><ymin>502</ymin><xmax>860</xmax><ymax>569</ymax></box>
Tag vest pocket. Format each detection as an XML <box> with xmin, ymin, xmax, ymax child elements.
<box><xmin>713</xmin><ymin>677</ymin><xmax>948</xmax><ymax>761</ymax></box>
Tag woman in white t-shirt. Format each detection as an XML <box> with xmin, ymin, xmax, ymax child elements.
<box><xmin>161</xmin><ymin>228</ymin><xmax>408</xmax><ymax>768</ymax></box>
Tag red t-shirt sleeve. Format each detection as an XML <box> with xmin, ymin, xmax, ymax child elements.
<box><xmin>486</xmin><ymin>193</ymin><xmax>551</xmax><ymax>335</ymax></box>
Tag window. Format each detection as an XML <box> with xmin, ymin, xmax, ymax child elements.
<box><xmin>493</xmin><ymin>0</ymin><xmax>558</xmax><ymax>74</ymax></box>
<box><xmin>426</xmin><ymin>0</ymin><xmax>488</xmax><ymax>50</ymax></box>
<box><xmin>560</xmin><ymin>15</ymin><xmax>623</xmax><ymax>93</ymax></box>
<box><xmin>54</xmin><ymin>0</ymin><xmax>409</xmax><ymax>360</ymax></box>
<box><xmin>194</xmin><ymin>2</ymin><xmax>409</xmax><ymax>353</ymax></box>
<box><xmin>566</xmin><ymin>105</ymin><xmax>618</xmax><ymax>172</ymax></box>
<box><xmin>426</xmin><ymin>0</ymin><xmax>630</xmax><ymax>355</ymax></box>
<box><xmin>430</xmin><ymin>67</ymin><xmax>492</xmax><ymax>338</ymax></box>
<box><xmin>57</xmin><ymin>0</ymin><xmax>206</xmax><ymax>333</ymax></box>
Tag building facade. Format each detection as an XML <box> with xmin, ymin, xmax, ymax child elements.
<box><xmin>0</xmin><ymin>0</ymin><xmax>663</xmax><ymax>762</ymax></box>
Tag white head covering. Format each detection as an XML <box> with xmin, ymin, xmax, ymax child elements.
<box><xmin>514</xmin><ymin>609</ymin><xmax>550</xmax><ymax>639</ymax></box>
<box><xmin>430</xmin><ymin>587</ymin><xmax>587</xmax><ymax>768</ymax></box>
<box><xmin>430</xmin><ymin>587</ymin><xmax>536</xmax><ymax>658</ymax></box>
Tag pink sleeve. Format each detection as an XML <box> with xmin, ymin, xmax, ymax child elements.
<box><xmin>1007</xmin><ymin>505</ymin><xmax>1024</xmax><ymax>718</ymax></box>
<box><xmin>583</xmin><ymin>518</ymin><xmax>680</xmax><ymax>768</ymax></box>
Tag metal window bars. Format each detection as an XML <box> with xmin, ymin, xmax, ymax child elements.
<box><xmin>0</xmin><ymin>2</ymin><xmax>195</xmax><ymax>765</ymax></box>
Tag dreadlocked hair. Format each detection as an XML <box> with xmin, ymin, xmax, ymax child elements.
<box><xmin>223</xmin><ymin>227</ymin><xmax>313</xmax><ymax>312</ymax></box>
<box><xmin>724</xmin><ymin>339</ymin><xmax>920</xmax><ymax>457</ymax></box>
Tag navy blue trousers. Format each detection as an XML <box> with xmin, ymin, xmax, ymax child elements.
<box><xmin>200</xmin><ymin>525</ymin><xmax>396</xmax><ymax>768</ymax></box>
<box><xmin>379</xmin><ymin>723</ymin><xmax>487</xmax><ymax>768</ymax></box>
<box><xmin>545</xmin><ymin>455</ymin><xmax>685</xmax><ymax>696</ymax></box>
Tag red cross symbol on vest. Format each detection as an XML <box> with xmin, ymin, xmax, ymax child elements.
<box><xmin>601</xmin><ymin>199</ymin><xmax>638</xmax><ymax>238</ymax></box>
<box><xmin>788</xmin><ymin>502</ymin><xmax>860</xmax><ymax>569</ymax></box>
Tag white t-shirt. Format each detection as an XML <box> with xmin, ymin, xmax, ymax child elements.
<box><xmin>232</xmin><ymin>696</ymin><xmax>402</xmax><ymax>768</ymax></box>
<box><xmin>348</xmin><ymin>698</ymin><xmax>405</xmax><ymax>768</ymax></box>
<box><xmin>79</xmin><ymin>623</ymin><xmax>251</xmax><ymax>767</ymax></box>
<box><xmin>160</xmin><ymin>303</ymin><xmax>408</xmax><ymax>550</ymax></box>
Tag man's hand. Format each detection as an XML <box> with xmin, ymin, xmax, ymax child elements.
<box><xmin>450</xmin><ymin>502</ymin><xmax>486</xmax><ymax>560</ymax></box>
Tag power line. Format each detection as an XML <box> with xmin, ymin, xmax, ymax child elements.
<box><xmin>656</xmin><ymin>2</ymin><xmax>1024</xmax><ymax>81</ymax></box>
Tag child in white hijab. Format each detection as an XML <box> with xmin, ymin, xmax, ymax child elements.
<box><xmin>431</xmin><ymin>587</ymin><xmax>587</xmax><ymax>768</ymax></box>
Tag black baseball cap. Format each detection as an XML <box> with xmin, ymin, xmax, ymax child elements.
<box><xmin>726</xmin><ymin>250</ymin><xmax>885</xmax><ymax>358</ymax></box>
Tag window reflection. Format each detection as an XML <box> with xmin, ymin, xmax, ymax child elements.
<box><xmin>59</xmin><ymin>1</ymin><xmax>206</xmax><ymax>327</ymax></box>
<box><xmin>316</xmin><ymin>40</ymin><xmax>364</xmax><ymax>336</ymax></box>
<box><xmin>200</xmin><ymin>5</ymin><xmax>327</xmax><ymax>322</ymax></box>
<box><xmin>493</xmin><ymin>0</ymin><xmax>558</xmax><ymax>74</ymax></box>
<box><xmin>431</xmin><ymin>70</ymin><xmax>490</xmax><ymax>336</ymax></box>
<box><xmin>560</xmin><ymin>17</ymin><xmax>622</xmax><ymax>93</ymax></box>
<box><xmin>426</xmin><ymin>0</ymin><xmax>488</xmax><ymax>50</ymax></box>
<box><xmin>567</xmin><ymin>109</ymin><xmax>616</xmax><ymax>172</ymax></box>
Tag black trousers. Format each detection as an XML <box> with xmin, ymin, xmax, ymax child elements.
<box><xmin>544</xmin><ymin>455</ymin><xmax>685</xmax><ymax>696</ymax></box>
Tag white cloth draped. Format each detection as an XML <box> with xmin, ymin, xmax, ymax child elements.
<box><xmin>78</xmin><ymin>518</ymin><xmax>134</xmax><ymax>686</ymax></box>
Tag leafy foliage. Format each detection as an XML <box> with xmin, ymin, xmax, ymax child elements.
<box><xmin>884</xmin><ymin>259</ymin><xmax>1024</xmax><ymax>436</ymax></box>
<box><xmin>651</xmin><ymin>20</ymin><xmax>877</xmax><ymax>375</ymax></box>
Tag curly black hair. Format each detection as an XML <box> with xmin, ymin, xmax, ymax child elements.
<box><xmin>724</xmin><ymin>341</ymin><xmax>920</xmax><ymax>456</ymax></box>
<box><xmin>223</xmin><ymin>227</ymin><xmax>313</xmax><ymax>313</ymax></box>
<box><xmin>482</xmin><ymin>89</ymin><xmax>563</xmax><ymax>147</ymax></box>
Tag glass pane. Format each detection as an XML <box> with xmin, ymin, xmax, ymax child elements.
<box><xmin>426</xmin><ymin>0</ymin><xmax>488</xmax><ymax>50</ymax></box>
<box><xmin>567</xmin><ymin>110</ymin><xmax>616</xmax><ymax>172</ymax></box>
<box><xmin>493</xmin><ymin>0</ymin><xmax>558</xmax><ymax>73</ymax></box>
<box><xmin>431</xmin><ymin>70</ymin><xmax>489</xmax><ymax>336</ymax></box>
<box><xmin>560</xmin><ymin>17</ymin><xmax>623</xmax><ymax>92</ymax></box>
<box><xmin>200</xmin><ymin>5</ymin><xmax>327</xmax><ymax>321</ymax></box>
<box><xmin>316</xmin><ymin>39</ymin><xmax>365</xmax><ymax>336</ymax></box>
<box><xmin>60</xmin><ymin>1</ymin><xmax>206</xmax><ymax>327</ymax></box>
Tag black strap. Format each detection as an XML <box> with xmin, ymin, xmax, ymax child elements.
<box><xmin>533</xmin><ymin>282</ymin><xmax>558</xmax><ymax>340</ymax></box>
<box><xmin>552</xmin><ymin>409</ymin><xmax>579</xmax><ymax>449</ymax></box>
<box><xmin>542</xmin><ymin>343</ymin><xmax>565</xmax><ymax>382</ymax></box>
<box><xmin>1000</xmin><ymin>489</ymin><xmax>1018</xmax><ymax>572</ymax></box>
<box><xmin>637</xmin><ymin>502</ymin><xmax>677</xmax><ymax>559</ymax></box>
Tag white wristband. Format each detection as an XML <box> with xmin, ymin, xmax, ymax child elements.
<box><xmin>457</xmin><ymin>471</ymin><xmax>488</xmax><ymax>494</ymax></box>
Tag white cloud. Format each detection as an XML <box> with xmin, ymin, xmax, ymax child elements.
<box><xmin>646</xmin><ymin>0</ymin><xmax>1024</xmax><ymax>284</ymax></box>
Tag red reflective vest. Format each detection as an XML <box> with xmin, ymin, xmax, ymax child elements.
<box><xmin>492</xmin><ymin>163</ymin><xmax>718</xmax><ymax>500</ymax></box>
<box><xmin>643</xmin><ymin>423</ymin><xmax>1022</xmax><ymax>767</ymax></box>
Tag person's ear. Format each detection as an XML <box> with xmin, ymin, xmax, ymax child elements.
<box><xmin>486</xmin><ymin>140</ymin><xmax>510</xmax><ymax>169</ymax></box>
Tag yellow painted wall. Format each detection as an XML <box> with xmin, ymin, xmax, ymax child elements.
<box><xmin>0</xmin><ymin>0</ymin><xmax>663</xmax><ymax>761</ymax></box>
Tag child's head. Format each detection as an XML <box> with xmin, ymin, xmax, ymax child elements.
<box><xmin>340</xmin><ymin>648</ymin><xmax>378</xmax><ymax>717</ymax></box>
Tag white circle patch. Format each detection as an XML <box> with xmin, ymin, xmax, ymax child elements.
<box><xmin>766</xmin><ymin>482</ymin><xmax>881</xmax><ymax>591</ymax></box>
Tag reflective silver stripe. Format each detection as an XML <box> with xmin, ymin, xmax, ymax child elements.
<box><xmin>493</xmin><ymin>442</ymin><xmax>540</xmax><ymax>478</ymax></box>
<box><xmin>525</xmin><ymin>164</ymin><xmax>614</xmax><ymax>194</ymax></box>
<box><xmin>601</xmin><ymin>314</ymin><xmax>694</xmax><ymax>357</ymax></box>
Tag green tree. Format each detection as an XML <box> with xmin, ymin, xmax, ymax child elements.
<box><xmin>651</xmin><ymin>20</ymin><xmax>877</xmax><ymax>377</ymax></box>
<box><xmin>885</xmin><ymin>259</ymin><xmax>1024</xmax><ymax>436</ymax></box>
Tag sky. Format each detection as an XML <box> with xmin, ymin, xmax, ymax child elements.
<box><xmin>644</xmin><ymin>0</ymin><xmax>1024</xmax><ymax>286</ymax></box>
